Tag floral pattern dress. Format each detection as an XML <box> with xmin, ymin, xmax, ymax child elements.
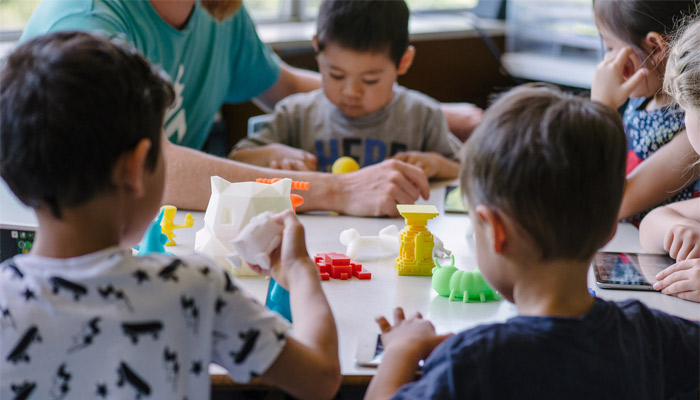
<box><xmin>623</xmin><ymin>97</ymin><xmax>700</xmax><ymax>224</ymax></box>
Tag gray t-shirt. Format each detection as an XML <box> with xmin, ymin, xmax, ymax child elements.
<box><xmin>235</xmin><ymin>86</ymin><xmax>462</xmax><ymax>172</ymax></box>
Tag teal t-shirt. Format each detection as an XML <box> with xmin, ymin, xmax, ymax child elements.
<box><xmin>21</xmin><ymin>0</ymin><xmax>282</xmax><ymax>150</ymax></box>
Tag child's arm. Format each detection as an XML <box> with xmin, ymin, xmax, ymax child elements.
<box><xmin>440</xmin><ymin>102</ymin><xmax>483</xmax><ymax>142</ymax></box>
<box><xmin>254</xmin><ymin>210</ymin><xmax>341</xmax><ymax>399</ymax></box>
<box><xmin>619</xmin><ymin>130</ymin><xmax>700</xmax><ymax>219</ymax></box>
<box><xmin>230</xmin><ymin>143</ymin><xmax>317</xmax><ymax>171</ymax></box>
<box><xmin>640</xmin><ymin>198</ymin><xmax>700</xmax><ymax>259</ymax></box>
<box><xmin>653</xmin><ymin>259</ymin><xmax>700</xmax><ymax>303</ymax></box>
<box><xmin>391</xmin><ymin>152</ymin><xmax>459</xmax><ymax>179</ymax></box>
<box><xmin>364</xmin><ymin>308</ymin><xmax>451</xmax><ymax>400</ymax></box>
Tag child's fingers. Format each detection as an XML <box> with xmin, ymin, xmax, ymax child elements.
<box><xmin>303</xmin><ymin>153</ymin><xmax>318</xmax><ymax>170</ymax></box>
<box><xmin>663</xmin><ymin>229</ymin><xmax>675</xmax><ymax>253</ymax></box>
<box><xmin>654</xmin><ymin>263</ymin><xmax>694</xmax><ymax>291</ymax></box>
<box><xmin>602</xmin><ymin>50</ymin><xmax>614</xmax><ymax>63</ymax></box>
<box><xmin>676</xmin><ymin>242</ymin><xmax>694</xmax><ymax>261</ymax></box>
<box><xmin>291</xmin><ymin>159</ymin><xmax>313</xmax><ymax>171</ymax></box>
<box><xmin>655</xmin><ymin>260</ymin><xmax>692</xmax><ymax>281</ymax></box>
<box><xmin>612</xmin><ymin>46</ymin><xmax>634</xmax><ymax>68</ymax></box>
<box><xmin>661</xmin><ymin>275</ymin><xmax>695</xmax><ymax>295</ymax></box>
<box><xmin>688</xmin><ymin>246</ymin><xmax>700</xmax><ymax>260</ymax></box>
<box><xmin>280</xmin><ymin>159</ymin><xmax>296</xmax><ymax>170</ymax></box>
<box><xmin>620</xmin><ymin>68</ymin><xmax>647</xmax><ymax>94</ymax></box>
<box><xmin>270</xmin><ymin>209</ymin><xmax>296</xmax><ymax>226</ymax></box>
<box><xmin>248</xmin><ymin>263</ymin><xmax>269</xmax><ymax>276</ymax></box>
<box><xmin>375</xmin><ymin>316</ymin><xmax>392</xmax><ymax>333</ymax></box>
<box><xmin>666</xmin><ymin>236</ymin><xmax>682</xmax><ymax>260</ymax></box>
<box><xmin>393</xmin><ymin>307</ymin><xmax>406</xmax><ymax>324</ymax></box>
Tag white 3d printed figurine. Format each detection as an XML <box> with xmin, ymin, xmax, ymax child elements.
<box><xmin>228</xmin><ymin>211</ymin><xmax>282</xmax><ymax>271</ymax></box>
<box><xmin>195</xmin><ymin>176</ymin><xmax>293</xmax><ymax>276</ymax></box>
<box><xmin>339</xmin><ymin>225</ymin><xmax>451</xmax><ymax>260</ymax></box>
<box><xmin>339</xmin><ymin>225</ymin><xmax>399</xmax><ymax>260</ymax></box>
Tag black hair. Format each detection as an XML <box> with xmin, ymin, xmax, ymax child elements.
<box><xmin>0</xmin><ymin>31</ymin><xmax>174</xmax><ymax>218</ymax></box>
<box><xmin>594</xmin><ymin>0</ymin><xmax>697</xmax><ymax>63</ymax></box>
<box><xmin>316</xmin><ymin>0</ymin><xmax>410</xmax><ymax>67</ymax></box>
<box><xmin>460</xmin><ymin>84</ymin><xmax>627</xmax><ymax>262</ymax></box>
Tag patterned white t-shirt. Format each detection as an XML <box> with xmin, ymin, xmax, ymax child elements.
<box><xmin>0</xmin><ymin>248</ymin><xmax>290</xmax><ymax>400</ymax></box>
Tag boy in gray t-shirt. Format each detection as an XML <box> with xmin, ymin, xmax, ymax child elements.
<box><xmin>231</xmin><ymin>0</ymin><xmax>461</xmax><ymax>178</ymax></box>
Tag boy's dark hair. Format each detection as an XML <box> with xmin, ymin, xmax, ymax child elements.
<box><xmin>459</xmin><ymin>85</ymin><xmax>627</xmax><ymax>261</ymax></box>
<box><xmin>1</xmin><ymin>31</ymin><xmax>174</xmax><ymax>218</ymax></box>
<box><xmin>316</xmin><ymin>0</ymin><xmax>409</xmax><ymax>67</ymax></box>
<box><xmin>593</xmin><ymin>0</ymin><xmax>697</xmax><ymax>61</ymax></box>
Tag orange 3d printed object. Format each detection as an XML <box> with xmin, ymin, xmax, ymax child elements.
<box><xmin>256</xmin><ymin>178</ymin><xmax>309</xmax><ymax>211</ymax></box>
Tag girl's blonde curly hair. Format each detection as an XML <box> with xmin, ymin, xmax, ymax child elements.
<box><xmin>665</xmin><ymin>16</ymin><xmax>700</xmax><ymax>114</ymax></box>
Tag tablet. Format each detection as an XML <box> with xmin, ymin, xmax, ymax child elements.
<box><xmin>444</xmin><ymin>185</ymin><xmax>468</xmax><ymax>214</ymax></box>
<box><xmin>355</xmin><ymin>334</ymin><xmax>384</xmax><ymax>367</ymax></box>
<box><xmin>0</xmin><ymin>224</ymin><xmax>36</xmax><ymax>262</ymax></box>
<box><xmin>592</xmin><ymin>251</ymin><xmax>674</xmax><ymax>291</ymax></box>
<box><xmin>355</xmin><ymin>334</ymin><xmax>424</xmax><ymax>369</ymax></box>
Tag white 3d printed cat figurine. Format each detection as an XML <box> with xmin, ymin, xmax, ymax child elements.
<box><xmin>195</xmin><ymin>176</ymin><xmax>293</xmax><ymax>276</ymax></box>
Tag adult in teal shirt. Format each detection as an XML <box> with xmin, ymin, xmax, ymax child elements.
<box><xmin>21</xmin><ymin>0</ymin><xmax>479</xmax><ymax>216</ymax></box>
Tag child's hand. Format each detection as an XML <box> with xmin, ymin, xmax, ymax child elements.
<box><xmin>375</xmin><ymin>307</ymin><xmax>452</xmax><ymax>362</ymax></box>
<box><xmin>266</xmin><ymin>144</ymin><xmax>317</xmax><ymax>171</ymax></box>
<box><xmin>664</xmin><ymin>222</ymin><xmax>700</xmax><ymax>261</ymax></box>
<box><xmin>591</xmin><ymin>47</ymin><xmax>647</xmax><ymax>109</ymax></box>
<box><xmin>392</xmin><ymin>152</ymin><xmax>440</xmax><ymax>178</ymax></box>
<box><xmin>654</xmin><ymin>259</ymin><xmax>700</xmax><ymax>302</ymax></box>
<box><xmin>247</xmin><ymin>210</ymin><xmax>316</xmax><ymax>289</ymax></box>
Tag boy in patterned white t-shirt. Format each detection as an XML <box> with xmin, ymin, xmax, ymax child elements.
<box><xmin>0</xmin><ymin>31</ymin><xmax>340</xmax><ymax>400</ymax></box>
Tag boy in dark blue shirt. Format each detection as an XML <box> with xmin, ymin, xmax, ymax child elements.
<box><xmin>365</xmin><ymin>85</ymin><xmax>700</xmax><ymax>399</ymax></box>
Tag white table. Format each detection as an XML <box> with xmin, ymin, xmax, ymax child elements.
<box><xmin>160</xmin><ymin>181</ymin><xmax>700</xmax><ymax>384</ymax></box>
<box><xmin>3</xmin><ymin>179</ymin><xmax>696</xmax><ymax>384</ymax></box>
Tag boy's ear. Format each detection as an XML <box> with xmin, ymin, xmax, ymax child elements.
<box><xmin>475</xmin><ymin>205</ymin><xmax>507</xmax><ymax>254</ymax></box>
<box><xmin>397</xmin><ymin>45</ymin><xmax>415</xmax><ymax>75</ymax></box>
<box><xmin>312</xmin><ymin>36</ymin><xmax>319</xmax><ymax>53</ymax></box>
<box><xmin>114</xmin><ymin>138</ymin><xmax>152</xmax><ymax>198</ymax></box>
<box><xmin>643</xmin><ymin>31</ymin><xmax>668</xmax><ymax>66</ymax></box>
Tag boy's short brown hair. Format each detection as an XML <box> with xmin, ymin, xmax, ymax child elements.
<box><xmin>460</xmin><ymin>84</ymin><xmax>627</xmax><ymax>261</ymax></box>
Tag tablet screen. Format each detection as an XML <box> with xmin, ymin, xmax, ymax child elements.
<box><xmin>0</xmin><ymin>226</ymin><xmax>36</xmax><ymax>262</ymax></box>
<box><xmin>592</xmin><ymin>251</ymin><xmax>674</xmax><ymax>291</ymax></box>
<box><xmin>444</xmin><ymin>185</ymin><xmax>468</xmax><ymax>214</ymax></box>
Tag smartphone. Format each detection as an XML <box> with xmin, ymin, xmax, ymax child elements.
<box><xmin>355</xmin><ymin>334</ymin><xmax>424</xmax><ymax>369</ymax></box>
<box><xmin>592</xmin><ymin>251</ymin><xmax>674</xmax><ymax>291</ymax></box>
<box><xmin>444</xmin><ymin>185</ymin><xmax>468</xmax><ymax>214</ymax></box>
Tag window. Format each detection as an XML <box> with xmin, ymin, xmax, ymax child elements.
<box><xmin>0</xmin><ymin>0</ymin><xmax>479</xmax><ymax>35</ymax></box>
<box><xmin>245</xmin><ymin>0</ymin><xmax>286</xmax><ymax>21</ymax></box>
<box><xmin>406</xmin><ymin>0</ymin><xmax>478</xmax><ymax>11</ymax></box>
<box><xmin>0</xmin><ymin>0</ymin><xmax>41</xmax><ymax>33</ymax></box>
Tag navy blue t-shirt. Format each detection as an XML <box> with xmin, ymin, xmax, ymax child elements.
<box><xmin>393</xmin><ymin>299</ymin><xmax>699</xmax><ymax>399</ymax></box>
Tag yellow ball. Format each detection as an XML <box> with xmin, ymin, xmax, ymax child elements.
<box><xmin>331</xmin><ymin>156</ymin><xmax>360</xmax><ymax>174</ymax></box>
